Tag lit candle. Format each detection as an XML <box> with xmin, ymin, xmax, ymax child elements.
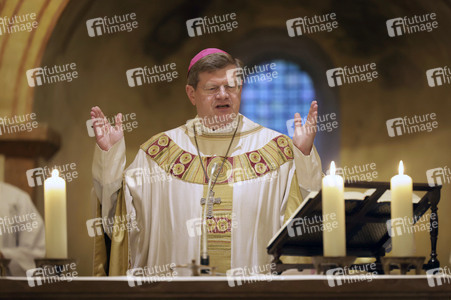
<box><xmin>322</xmin><ymin>161</ymin><xmax>346</xmax><ymax>256</ymax></box>
<box><xmin>390</xmin><ymin>161</ymin><xmax>415</xmax><ymax>257</ymax></box>
<box><xmin>44</xmin><ymin>169</ymin><xmax>67</xmax><ymax>258</ymax></box>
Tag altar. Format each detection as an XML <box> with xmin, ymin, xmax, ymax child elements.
<box><xmin>1</xmin><ymin>275</ymin><xmax>450</xmax><ymax>299</ymax></box>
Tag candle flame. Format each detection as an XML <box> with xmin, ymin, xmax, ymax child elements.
<box><xmin>51</xmin><ymin>169</ymin><xmax>59</xmax><ymax>177</ymax></box>
<box><xmin>330</xmin><ymin>161</ymin><xmax>336</xmax><ymax>176</ymax></box>
<box><xmin>398</xmin><ymin>160</ymin><xmax>404</xmax><ymax>175</ymax></box>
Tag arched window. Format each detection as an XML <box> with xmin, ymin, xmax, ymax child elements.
<box><xmin>239</xmin><ymin>59</ymin><xmax>315</xmax><ymax>137</ymax></box>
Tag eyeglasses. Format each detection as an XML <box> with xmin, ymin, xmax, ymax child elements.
<box><xmin>201</xmin><ymin>84</ymin><xmax>240</xmax><ymax>96</ymax></box>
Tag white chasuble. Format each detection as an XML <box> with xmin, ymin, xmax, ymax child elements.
<box><xmin>92</xmin><ymin>114</ymin><xmax>322</xmax><ymax>275</ymax></box>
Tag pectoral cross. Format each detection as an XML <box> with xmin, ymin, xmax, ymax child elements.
<box><xmin>200</xmin><ymin>190</ymin><xmax>221</xmax><ymax>218</ymax></box>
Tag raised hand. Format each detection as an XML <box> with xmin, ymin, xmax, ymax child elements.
<box><xmin>90</xmin><ymin>106</ymin><xmax>123</xmax><ymax>151</ymax></box>
<box><xmin>292</xmin><ymin>101</ymin><xmax>318</xmax><ymax>155</ymax></box>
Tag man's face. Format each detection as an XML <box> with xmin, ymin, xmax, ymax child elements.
<box><xmin>186</xmin><ymin>65</ymin><xmax>242</xmax><ymax>127</ymax></box>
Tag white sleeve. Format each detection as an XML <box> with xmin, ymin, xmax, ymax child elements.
<box><xmin>91</xmin><ymin>137</ymin><xmax>152</xmax><ymax>261</ymax></box>
<box><xmin>92</xmin><ymin>138</ymin><xmax>126</xmax><ymax>224</ymax></box>
<box><xmin>122</xmin><ymin>149</ymin><xmax>156</xmax><ymax>268</ymax></box>
<box><xmin>1</xmin><ymin>192</ymin><xmax>45</xmax><ymax>276</ymax></box>
<box><xmin>293</xmin><ymin>145</ymin><xmax>323</xmax><ymax>193</ymax></box>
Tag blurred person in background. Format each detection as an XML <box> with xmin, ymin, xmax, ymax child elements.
<box><xmin>0</xmin><ymin>181</ymin><xmax>45</xmax><ymax>276</ymax></box>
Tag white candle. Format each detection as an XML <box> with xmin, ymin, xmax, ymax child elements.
<box><xmin>390</xmin><ymin>161</ymin><xmax>415</xmax><ymax>257</ymax></box>
<box><xmin>322</xmin><ymin>161</ymin><xmax>346</xmax><ymax>257</ymax></box>
<box><xmin>44</xmin><ymin>169</ymin><xmax>67</xmax><ymax>258</ymax></box>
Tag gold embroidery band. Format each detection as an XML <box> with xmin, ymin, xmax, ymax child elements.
<box><xmin>140</xmin><ymin>133</ymin><xmax>294</xmax><ymax>185</ymax></box>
